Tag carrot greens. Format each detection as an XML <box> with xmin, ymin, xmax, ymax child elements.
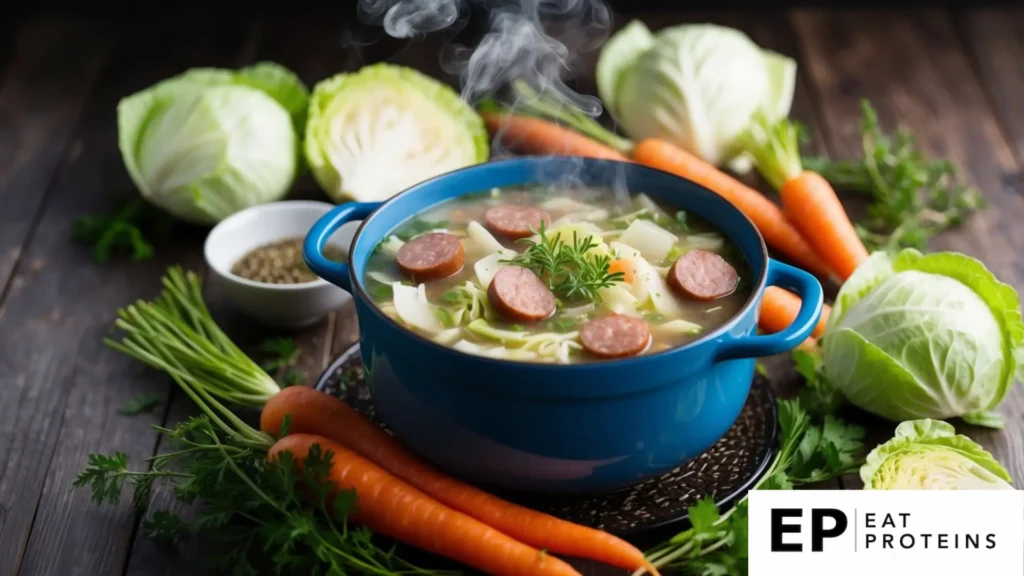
<box><xmin>105</xmin><ymin>267</ymin><xmax>280</xmax><ymax>443</ymax></box>
<box><xmin>804</xmin><ymin>99</ymin><xmax>985</xmax><ymax>252</ymax></box>
<box><xmin>75</xmin><ymin>417</ymin><xmax>450</xmax><ymax>575</ymax></box>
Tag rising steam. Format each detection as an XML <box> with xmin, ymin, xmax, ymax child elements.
<box><xmin>356</xmin><ymin>0</ymin><xmax>625</xmax><ymax>201</ymax></box>
<box><xmin>358</xmin><ymin>0</ymin><xmax>610</xmax><ymax>112</ymax></box>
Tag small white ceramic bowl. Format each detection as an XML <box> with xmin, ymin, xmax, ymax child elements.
<box><xmin>204</xmin><ymin>200</ymin><xmax>360</xmax><ymax>328</ymax></box>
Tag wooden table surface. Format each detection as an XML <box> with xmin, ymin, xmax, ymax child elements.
<box><xmin>2</xmin><ymin>8</ymin><xmax>1024</xmax><ymax>576</ymax></box>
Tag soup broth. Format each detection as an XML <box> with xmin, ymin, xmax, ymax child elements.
<box><xmin>364</xmin><ymin>186</ymin><xmax>752</xmax><ymax>363</ymax></box>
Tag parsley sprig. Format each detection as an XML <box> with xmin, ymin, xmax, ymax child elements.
<box><xmin>259</xmin><ymin>337</ymin><xmax>306</xmax><ymax>387</ymax></box>
<box><xmin>75</xmin><ymin>417</ymin><xmax>448</xmax><ymax>575</ymax></box>
<box><xmin>640</xmin><ymin>398</ymin><xmax>864</xmax><ymax>574</ymax></box>
<box><xmin>118</xmin><ymin>391</ymin><xmax>163</xmax><ymax>416</ymax></box>
<box><xmin>804</xmin><ymin>99</ymin><xmax>985</xmax><ymax>252</ymax></box>
<box><xmin>502</xmin><ymin>222</ymin><xmax>624</xmax><ymax>303</ymax></box>
<box><xmin>72</xmin><ymin>199</ymin><xmax>174</xmax><ymax>263</ymax></box>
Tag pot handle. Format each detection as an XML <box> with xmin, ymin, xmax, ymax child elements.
<box><xmin>716</xmin><ymin>259</ymin><xmax>824</xmax><ymax>360</ymax></box>
<box><xmin>304</xmin><ymin>202</ymin><xmax>380</xmax><ymax>293</ymax></box>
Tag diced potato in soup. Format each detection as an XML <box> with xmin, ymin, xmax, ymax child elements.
<box><xmin>365</xmin><ymin>186</ymin><xmax>751</xmax><ymax>363</ymax></box>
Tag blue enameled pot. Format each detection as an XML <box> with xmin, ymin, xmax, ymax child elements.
<box><xmin>304</xmin><ymin>157</ymin><xmax>823</xmax><ymax>493</ymax></box>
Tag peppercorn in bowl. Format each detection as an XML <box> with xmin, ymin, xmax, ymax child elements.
<box><xmin>204</xmin><ymin>201</ymin><xmax>355</xmax><ymax>327</ymax></box>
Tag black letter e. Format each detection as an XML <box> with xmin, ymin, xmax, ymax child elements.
<box><xmin>771</xmin><ymin>509</ymin><xmax>802</xmax><ymax>552</ymax></box>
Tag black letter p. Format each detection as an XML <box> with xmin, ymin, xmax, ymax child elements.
<box><xmin>811</xmin><ymin>509</ymin><xmax>848</xmax><ymax>552</ymax></box>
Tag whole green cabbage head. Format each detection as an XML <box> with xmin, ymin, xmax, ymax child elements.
<box><xmin>596</xmin><ymin>21</ymin><xmax>796</xmax><ymax>172</ymax></box>
<box><xmin>118</xmin><ymin>62</ymin><xmax>309</xmax><ymax>225</ymax></box>
<box><xmin>862</xmin><ymin>419</ymin><xmax>1013</xmax><ymax>489</ymax></box>
<box><xmin>822</xmin><ymin>249</ymin><xmax>1024</xmax><ymax>428</ymax></box>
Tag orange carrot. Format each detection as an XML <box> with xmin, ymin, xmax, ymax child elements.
<box><xmin>481</xmin><ymin>112</ymin><xmax>630</xmax><ymax>161</ymax></box>
<box><xmin>262</xmin><ymin>387</ymin><xmax>659</xmax><ymax>575</ymax></box>
<box><xmin>781</xmin><ymin>171</ymin><xmax>868</xmax><ymax>281</ymax></box>
<box><xmin>608</xmin><ymin>258</ymin><xmax>634</xmax><ymax>283</ymax></box>
<box><xmin>760</xmin><ymin>286</ymin><xmax>830</xmax><ymax>339</ymax></box>
<box><xmin>740</xmin><ymin>113</ymin><xmax>869</xmax><ymax>281</ymax></box>
<box><xmin>270</xmin><ymin>433</ymin><xmax>581</xmax><ymax>576</ymax></box>
<box><xmin>630</xmin><ymin>138</ymin><xmax>834</xmax><ymax>280</ymax></box>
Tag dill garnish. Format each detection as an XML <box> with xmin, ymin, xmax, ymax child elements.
<box><xmin>502</xmin><ymin>222</ymin><xmax>624</xmax><ymax>303</ymax></box>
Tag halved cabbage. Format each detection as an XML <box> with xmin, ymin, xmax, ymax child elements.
<box><xmin>305</xmin><ymin>64</ymin><xmax>489</xmax><ymax>203</ymax></box>
<box><xmin>862</xmin><ymin>419</ymin><xmax>1013</xmax><ymax>490</ymax></box>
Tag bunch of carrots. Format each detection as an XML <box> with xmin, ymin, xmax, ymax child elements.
<box><xmin>100</xmin><ymin>268</ymin><xmax>659</xmax><ymax>576</ymax></box>
<box><xmin>481</xmin><ymin>83</ymin><xmax>872</xmax><ymax>346</ymax></box>
<box><xmin>263</xmin><ymin>386</ymin><xmax>660</xmax><ymax>576</ymax></box>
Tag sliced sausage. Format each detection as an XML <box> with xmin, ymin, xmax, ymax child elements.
<box><xmin>484</xmin><ymin>205</ymin><xmax>551</xmax><ymax>239</ymax></box>
<box><xmin>668</xmin><ymin>249</ymin><xmax>739</xmax><ymax>301</ymax></box>
<box><xmin>396</xmin><ymin>232</ymin><xmax>465</xmax><ymax>282</ymax></box>
<box><xmin>580</xmin><ymin>315</ymin><xmax>651</xmax><ymax>359</ymax></box>
<box><xmin>487</xmin><ymin>266</ymin><xmax>556</xmax><ymax>322</ymax></box>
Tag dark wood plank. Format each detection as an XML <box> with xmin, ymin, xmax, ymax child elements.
<box><xmin>126</xmin><ymin>15</ymin><xmax>363</xmax><ymax>572</ymax></box>
<box><xmin>122</xmin><ymin>391</ymin><xmax>207</xmax><ymax>576</ymax></box>
<box><xmin>961</xmin><ymin>8</ymin><xmax>1024</xmax><ymax>168</ymax></box>
<box><xmin>791</xmin><ymin>8</ymin><xmax>1024</xmax><ymax>485</ymax></box>
<box><xmin>109</xmin><ymin>18</ymin><xmax>265</xmax><ymax>576</ymax></box>
<box><xmin>7</xmin><ymin>17</ymin><xmax>254</xmax><ymax>576</ymax></box>
<box><xmin>250</xmin><ymin>13</ymin><xmax>366</xmax><ymax>383</ymax></box>
<box><xmin>0</xmin><ymin>18</ymin><xmax>110</xmax><ymax>307</ymax></box>
<box><xmin>0</xmin><ymin>19</ymin><xmax>15</xmax><ymax>87</ymax></box>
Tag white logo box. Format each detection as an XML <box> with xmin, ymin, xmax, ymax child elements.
<box><xmin>749</xmin><ymin>490</ymin><xmax>1024</xmax><ymax>576</ymax></box>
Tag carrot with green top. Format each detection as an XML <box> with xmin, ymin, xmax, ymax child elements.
<box><xmin>629</xmin><ymin>138</ymin><xmax>834</xmax><ymax>279</ymax></box>
<box><xmin>262</xmin><ymin>387</ymin><xmax>661</xmax><ymax>575</ymax></box>
<box><xmin>480</xmin><ymin>83</ymin><xmax>834</xmax><ymax>280</ymax></box>
<box><xmin>270</xmin><ymin>433</ymin><xmax>582</xmax><ymax>576</ymax></box>
<box><xmin>740</xmin><ymin>113</ymin><xmax>869</xmax><ymax>281</ymax></box>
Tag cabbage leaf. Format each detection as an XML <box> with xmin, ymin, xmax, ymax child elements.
<box><xmin>822</xmin><ymin>249</ymin><xmax>1024</xmax><ymax>427</ymax></box>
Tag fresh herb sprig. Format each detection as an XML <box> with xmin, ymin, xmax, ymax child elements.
<box><xmin>640</xmin><ymin>398</ymin><xmax>864</xmax><ymax>574</ymax></box>
<box><xmin>75</xmin><ymin>417</ymin><xmax>449</xmax><ymax>575</ymax></box>
<box><xmin>804</xmin><ymin>99</ymin><xmax>985</xmax><ymax>252</ymax></box>
<box><xmin>72</xmin><ymin>199</ymin><xmax>174</xmax><ymax>263</ymax></box>
<box><xmin>791</xmin><ymin>348</ymin><xmax>844</xmax><ymax>416</ymax></box>
<box><xmin>503</xmin><ymin>222</ymin><xmax>624</xmax><ymax>302</ymax></box>
<box><xmin>260</xmin><ymin>337</ymin><xmax>301</xmax><ymax>372</ymax></box>
<box><xmin>118</xmin><ymin>391</ymin><xmax>163</xmax><ymax>416</ymax></box>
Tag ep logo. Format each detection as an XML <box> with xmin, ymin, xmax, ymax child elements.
<box><xmin>748</xmin><ymin>491</ymin><xmax>1024</xmax><ymax>576</ymax></box>
<box><xmin>770</xmin><ymin>508</ymin><xmax>848</xmax><ymax>552</ymax></box>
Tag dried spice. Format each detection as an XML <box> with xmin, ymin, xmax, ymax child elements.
<box><xmin>232</xmin><ymin>237</ymin><xmax>344</xmax><ymax>285</ymax></box>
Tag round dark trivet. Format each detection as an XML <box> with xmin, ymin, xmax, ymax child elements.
<box><xmin>316</xmin><ymin>343</ymin><xmax>776</xmax><ymax>538</ymax></box>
